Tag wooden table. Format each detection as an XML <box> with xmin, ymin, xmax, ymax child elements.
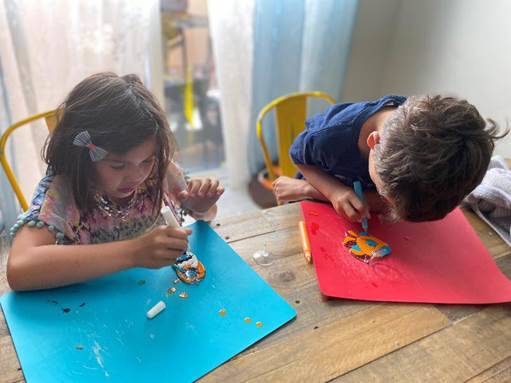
<box><xmin>1</xmin><ymin>202</ymin><xmax>511</xmax><ymax>382</ymax></box>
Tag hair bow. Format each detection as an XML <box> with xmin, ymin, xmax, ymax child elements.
<box><xmin>72</xmin><ymin>130</ymin><xmax>108</xmax><ymax>162</ymax></box>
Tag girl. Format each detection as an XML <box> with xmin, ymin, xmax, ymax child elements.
<box><xmin>6</xmin><ymin>72</ymin><xmax>224</xmax><ymax>291</ymax></box>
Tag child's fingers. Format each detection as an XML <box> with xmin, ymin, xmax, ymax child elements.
<box><xmin>188</xmin><ymin>179</ymin><xmax>201</xmax><ymax>196</ymax></box>
<box><xmin>198</xmin><ymin>178</ymin><xmax>212</xmax><ymax>197</ymax></box>
<box><xmin>155</xmin><ymin>249</ymin><xmax>184</xmax><ymax>265</ymax></box>
<box><xmin>349</xmin><ymin>195</ymin><xmax>370</xmax><ymax>219</ymax></box>
<box><xmin>207</xmin><ymin>179</ymin><xmax>220</xmax><ymax>197</ymax></box>
<box><xmin>160</xmin><ymin>236</ymin><xmax>188</xmax><ymax>252</ymax></box>
<box><xmin>341</xmin><ymin>202</ymin><xmax>358</xmax><ymax>222</ymax></box>
<box><xmin>162</xmin><ymin>226</ymin><xmax>192</xmax><ymax>239</ymax></box>
<box><xmin>177</xmin><ymin>190</ymin><xmax>189</xmax><ymax>201</ymax></box>
<box><xmin>216</xmin><ymin>186</ymin><xmax>224</xmax><ymax>196</ymax></box>
<box><xmin>350</xmin><ymin>195</ymin><xmax>364</xmax><ymax>212</ymax></box>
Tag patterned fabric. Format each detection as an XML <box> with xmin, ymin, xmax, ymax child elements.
<box><xmin>10</xmin><ymin>169</ymin><xmax>178</xmax><ymax>245</ymax></box>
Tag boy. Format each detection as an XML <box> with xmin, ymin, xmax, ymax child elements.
<box><xmin>272</xmin><ymin>95</ymin><xmax>503</xmax><ymax>222</ymax></box>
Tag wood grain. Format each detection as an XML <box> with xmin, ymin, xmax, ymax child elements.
<box><xmin>0</xmin><ymin>202</ymin><xmax>509</xmax><ymax>383</ymax></box>
<box><xmin>201</xmin><ymin>305</ymin><xmax>448</xmax><ymax>383</ymax></box>
<box><xmin>334</xmin><ymin>305</ymin><xmax>511</xmax><ymax>383</ymax></box>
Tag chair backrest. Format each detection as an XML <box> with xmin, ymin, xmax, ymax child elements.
<box><xmin>256</xmin><ymin>92</ymin><xmax>335</xmax><ymax>180</ymax></box>
<box><xmin>0</xmin><ymin>110</ymin><xmax>57</xmax><ymax>211</ymax></box>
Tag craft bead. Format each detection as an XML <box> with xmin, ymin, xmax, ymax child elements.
<box><xmin>27</xmin><ymin>220</ymin><xmax>36</xmax><ymax>227</ymax></box>
<box><xmin>146</xmin><ymin>301</ymin><xmax>166</xmax><ymax>319</ymax></box>
<box><xmin>36</xmin><ymin>221</ymin><xmax>44</xmax><ymax>228</ymax></box>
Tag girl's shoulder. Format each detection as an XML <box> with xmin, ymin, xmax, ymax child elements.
<box><xmin>38</xmin><ymin>172</ymin><xmax>81</xmax><ymax>226</ymax></box>
<box><xmin>10</xmin><ymin>171</ymin><xmax>80</xmax><ymax>243</ymax></box>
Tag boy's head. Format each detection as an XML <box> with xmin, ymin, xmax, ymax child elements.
<box><xmin>367</xmin><ymin>95</ymin><xmax>505</xmax><ymax>222</ymax></box>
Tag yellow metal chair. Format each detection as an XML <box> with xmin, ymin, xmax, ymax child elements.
<box><xmin>256</xmin><ymin>91</ymin><xmax>335</xmax><ymax>189</ymax></box>
<box><xmin>0</xmin><ymin>110</ymin><xmax>58</xmax><ymax>211</ymax></box>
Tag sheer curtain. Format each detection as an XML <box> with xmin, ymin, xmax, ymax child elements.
<box><xmin>208</xmin><ymin>0</ymin><xmax>358</xmax><ymax>187</ymax></box>
<box><xmin>0</xmin><ymin>0</ymin><xmax>163</xmax><ymax>226</ymax></box>
<box><xmin>208</xmin><ymin>0</ymin><xmax>255</xmax><ymax>188</ymax></box>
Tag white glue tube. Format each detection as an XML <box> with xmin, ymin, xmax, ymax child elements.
<box><xmin>161</xmin><ymin>205</ymin><xmax>180</xmax><ymax>228</ymax></box>
<box><xmin>167</xmin><ymin>161</ymin><xmax>188</xmax><ymax>195</ymax></box>
<box><xmin>146</xmin><ymin>300</ymin><xmax>166</xmax><ymax>319</ymax></box>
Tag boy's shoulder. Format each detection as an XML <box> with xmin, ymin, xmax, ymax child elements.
<box><xmin>306</xmin><ymin>94</ymin><xmax>407</xmax><ymax>136</ymax></box>
<box><xmin>289</xmin><ymin>95</ymin><xmax>407</xmax><ymax>177</ymax></box>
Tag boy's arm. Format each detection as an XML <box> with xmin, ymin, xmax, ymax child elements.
<box><xmin>296</xmin><ymin>163</ymin><xmax>370</xmax><ymax>222</ymax></box>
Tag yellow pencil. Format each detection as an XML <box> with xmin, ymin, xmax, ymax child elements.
<box><xmin>298</xmin><ymin>220</ymin><xmax>312</xmax><ymax>264</ymax></box>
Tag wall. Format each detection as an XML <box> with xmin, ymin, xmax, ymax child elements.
<box><xmin>342</xmin><ymin>0</ymin><xmax>400</xmax><ymax>102</ymax></box>
<box><xmin>343</xmin><ymin>0</ymin><xmax>511</xmax><ymax>156</ymax></box>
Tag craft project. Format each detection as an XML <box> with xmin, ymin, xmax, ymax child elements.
<box><xmin>301</xmin><ymin>200</ymin><xmax>511</xmax><ymax>304</ymax></box>
<box><xmin>342</xmin><ymin>230</ymin><xmax>392</xmax><ymax>262</ymax></box>
<box><xmin>0</xmin><ymin>221</ymin><xmax>296</xmax><ymax>383</ymax></box>
<box><xmin>172</xmin><ymin>252</ymin><xmax>206</xmax><ymax>284</ymax></box>
<box><xmin>161</xmin><ymin>205</ymin><xmax>206</xmax><ymax>285</ymax></box>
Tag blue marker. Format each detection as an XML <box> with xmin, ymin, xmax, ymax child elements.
<box><xmin>353</xmin><ymin>180</ymin><xmax>369</xmax><ymax>232</ymax></box>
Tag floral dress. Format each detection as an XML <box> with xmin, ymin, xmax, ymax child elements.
<box><xmin>9</xmin><ymin>170</ymin><xmax>179</xmax><ymax>245</ymax></box>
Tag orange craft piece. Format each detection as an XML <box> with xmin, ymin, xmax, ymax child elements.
<box><xmin>343</xmin><ymin>230</ymin><xmax>392</xmax><ymax>262</ymax></box>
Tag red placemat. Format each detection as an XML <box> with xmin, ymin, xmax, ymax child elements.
<box><xmin>301</xmin><ymin>201</ymin><xmax>511</xmax><ymax>304</ymax></box>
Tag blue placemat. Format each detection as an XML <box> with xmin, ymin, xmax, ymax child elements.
<box><xmin>1</xmin><ymin>221</ymin><xmax>296</xmax><ymax>382</ymax></box>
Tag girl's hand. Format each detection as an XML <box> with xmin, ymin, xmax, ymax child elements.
<box><xmin>132</xmin><ymin>226</ymin><xmax>191</xmax><ymax>268</ymax></box>
<box><xmin>177</xmin><ymin>177</ymin><xmax>224</xmax><ymax>214</ymax></box>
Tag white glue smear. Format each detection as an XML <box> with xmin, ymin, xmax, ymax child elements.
<box><xmin>92</xmin><ymin>341</ymin><xmax>110</xmax><ymax>378</ymax></box>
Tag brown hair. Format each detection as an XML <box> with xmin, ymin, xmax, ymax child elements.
<box><xmin>374</xmin><ymin>95</ymin><xmax>507</xmax><ymax>222</ymax></box>
<box><xmin>43</xmin><ymin>72</ymin><xmax>175</xmax><ymax>213</ymax></box>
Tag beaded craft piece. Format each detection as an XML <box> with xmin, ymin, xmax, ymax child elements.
<box><xmin>172</xmin><ymin>251</ymin><xmax>206</xmax><ymax>284</ymax></box>
<box><xmin>343</xmin><ymin>230</ymin><xmax>392</xmax><ymax>263</ymax></box>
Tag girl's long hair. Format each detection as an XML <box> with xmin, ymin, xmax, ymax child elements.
<box><xmin>43</xmin><ymin>72</ymin><xmax>175</xmax><ymax>214</ymax></box>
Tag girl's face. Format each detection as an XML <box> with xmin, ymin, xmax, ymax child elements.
<box><xmin>94</xmin><ymin>136</ymin><xmax>157</xmax><ymax>201</ymax></box>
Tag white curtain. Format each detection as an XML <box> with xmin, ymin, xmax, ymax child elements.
<box><xmin>208</xmin><ymin>0</ymin><xmax>358</xmax><ymax>188</ymax></box>
<box><xmin>208</xmin><ymin>0</ymin><xmax>255</xmax><ymax>189</ymax></box>
<box><xmin>0</xmin><ymin>0</ymin><xmax>163</xmax><ymax>225</ymax></box>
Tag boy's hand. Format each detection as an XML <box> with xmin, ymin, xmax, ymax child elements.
<box><xmin>133</xmin><ymin>226</ymin><xmax>191</xmax><ymax>268</ymax></box>
<box><xmin>272</xmin><ymin>176</ymin><xmax>312</xmax><ymax>204</ymax></box>
<box><xmin>177</xmin><ymin>177</ymin><xmax>224</xmax><ymax>214</ymax></box>
<box><xmin>330</xmin><ymin>188</ymin><xmax>370</xmax><ymax>223</ymax></box>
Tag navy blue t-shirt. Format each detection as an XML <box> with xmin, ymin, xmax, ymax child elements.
<box><xmin>289</xmin><ymin>94</ymin><xmax>407</xmax><ymax>189</ymax></box>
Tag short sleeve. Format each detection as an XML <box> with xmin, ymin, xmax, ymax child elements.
<box><xmin>9</xmin><ymin>173</ymin><xmax>80</xmax><ymax>244</ymax></box>
<box><xmin>289</xmin><ymin>130</ymin><xmax>321</xmax><ymax>166</ymax></box>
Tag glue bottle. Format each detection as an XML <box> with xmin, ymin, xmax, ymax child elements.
<box><xmin>167</xmin><ymin>160</ymin><xmax>188</xmax><ymax>196</ymax></box>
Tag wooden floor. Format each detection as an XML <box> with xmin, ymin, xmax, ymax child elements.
<box><xmin>1</xmin><ymin>202</ymin><xmax>511</xmax><ymax>382</ymax></box>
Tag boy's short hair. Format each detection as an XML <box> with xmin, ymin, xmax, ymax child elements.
<box><xmin>374</xmin><ymin>95</ymin><xmax>506</xmax><ymax>222</ymax></box>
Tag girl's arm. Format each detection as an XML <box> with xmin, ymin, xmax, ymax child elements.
<box><xmin>7</xmin><ymin>224</ymin><xmax>190</xmax><ymax>291</ymax></box>
<box><xmin>177</xmin><ymin>178</ymin><xmax>224</xmax><ymax>221</ymax></box>
<box><xmin>166</xmin><ymin>162</ymin><xmax>223</xmax><ymax>222</ymax></box>
<box><xmin>188</xmin><ymin>204</ymin><xmax>218</xmax><ymax>222</ymax></box>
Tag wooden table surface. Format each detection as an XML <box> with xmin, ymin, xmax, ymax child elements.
<box><xmin>1</xmin><ymin>202</ymin><xmax>510</xmax><ymax>383</ymax></box>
